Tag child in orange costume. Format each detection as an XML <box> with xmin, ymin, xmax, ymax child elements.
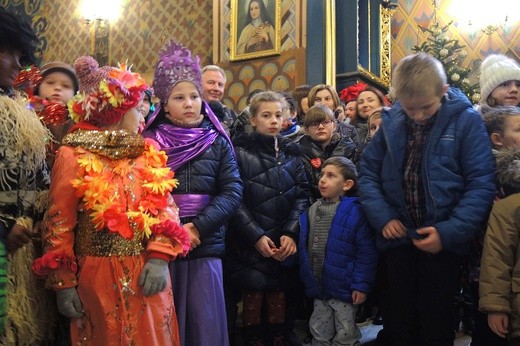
<box><xmin>32</xmin><ymin>56</ymin><xmax>189</xmax><ymax>345</ymax></box>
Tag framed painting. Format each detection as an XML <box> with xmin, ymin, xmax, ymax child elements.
<box><xmin>230</xmin><ymin>0</ymin><xmax>281</xmax><ymax>61</ymax></box>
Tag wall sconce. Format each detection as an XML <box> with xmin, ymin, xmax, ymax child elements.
<box><xmin>80</xmin><ymin>0</ymin><xmax>123</xmax><ymax>65</ymax></box>
<box><xmin>448</xmin><ymin>0</ymin><xmax>519</xmax><ymax>35</ymax></box>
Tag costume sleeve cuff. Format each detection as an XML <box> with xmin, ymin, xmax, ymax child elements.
<box><xmin>147</xmin><ymin>251</ymin><xmax>171</xmax><ymax>262</ymax></box>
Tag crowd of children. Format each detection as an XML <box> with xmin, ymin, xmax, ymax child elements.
<box><xmin>1</xmin><ymin>5</ymin><xmax>520</xmax><ymax>346</ymax></box>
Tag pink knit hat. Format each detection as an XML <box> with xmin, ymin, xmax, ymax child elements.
<box><xmin>68</xmin><ymin>56</ymin><xmax>147</xmax><ymax>126</ymax></box>
<box><xmin>152</xmin><ymin>40</ymin><xmax>202</xmax><ymax>102</ymax></box>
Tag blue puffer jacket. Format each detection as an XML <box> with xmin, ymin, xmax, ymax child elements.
<box><xmin>358</xmin><ymin>88</ymin><xmax>496</xmax><ymax>255</ymax></box>
<box><xmin>299</xmin><ymin>197</ymin><xmax>378</xmax><ymax>303</ymax></box>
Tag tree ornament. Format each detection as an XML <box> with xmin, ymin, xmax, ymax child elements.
<box><xmin>440</xmin><ymin>49</ymin><xmax>449</xmax><ymax>57</ymax></box>
<box><xmin>451</xmin><ymin>73</ymin><xmax>460</xmax><ymax>82</ymax></box>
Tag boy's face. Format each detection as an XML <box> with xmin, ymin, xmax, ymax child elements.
<box><xmin>318</xmin><ymin>164</ymin><xmax>353</xmax><ymax>202</ymax></box>
<box><xmin>490</xmin><ymin>80</ymin><xmax>520</xmax><ymax>106</ymax></box>
<box><xmin>492</xmin><ymin>115</ymin><xmax>520</xmax><ymax>150</ymax></box>
<box><xmin>0</xmin><ymin>50</ymin><xmax>22</xmax><ymax>89</ymax></box>
<box><xmin>400</xmin><ymin>86</ymin><xmax>447</xmax><ymax>124</ymax></box>
<box><xmin>38</xmin><ymin>71</ymin><xmax>75</xmax><ymax>104</ymax></box>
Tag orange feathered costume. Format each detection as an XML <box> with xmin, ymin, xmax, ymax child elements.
<box><xmin>33</xmin><ymin>128</ymin><xmax>189</xmax><ymax>345</ymax></box>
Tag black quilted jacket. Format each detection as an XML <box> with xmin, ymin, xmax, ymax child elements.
<box><xmin>225</xmin><ymin>132</ymin><xmax>310</xmax><ymax>279</ymax></box>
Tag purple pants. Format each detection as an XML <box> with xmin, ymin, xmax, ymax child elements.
<box><xmin>171</xmin><ymin>258</ymin><xmax>229</xmax><ymax>346</ymax></box>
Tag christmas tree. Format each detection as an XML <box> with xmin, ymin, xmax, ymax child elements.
<box><xmin>412</xmin><ymin>11</ymin><xmax>480</xmax><ymax>103</ymax></box>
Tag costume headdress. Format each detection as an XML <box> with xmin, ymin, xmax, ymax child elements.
<box><xmin>480</xmin><ymin>54</ymin><xmax>520</xmax><ymax>105</ymax></box>
<box><xmin>152</xmin><ymin>40</ymin><xmax>201</xmax><ymax>102</ymax></box>
<box><xmin>68</xmin><ymin>56</ymin><xmax>147</xmax><ymax>127</ymax></box>
<box><xmin>339</xmin><ymin>82</ymin><xmax>368</xmax><ymax>103</ymax></box>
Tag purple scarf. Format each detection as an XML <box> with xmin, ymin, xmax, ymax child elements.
<box><xmin>143</xmin><ymin>102</ymin><xmax>234</xmax><ymax>172</ymax></box>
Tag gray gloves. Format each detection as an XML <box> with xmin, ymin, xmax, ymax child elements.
<box><xmin>56</xmin><ymin>287</ymin><xmax>83</xmax><ymax>318</ymax></box>
<box><xmin>139</xmin><ymin>258</ymin><xmax>169</xmax><ymax>296</ymax></box>
<box><xmin>55</xmin><ymin>259</ymin><xmax>168</xmax><ymax>318</ymax></box>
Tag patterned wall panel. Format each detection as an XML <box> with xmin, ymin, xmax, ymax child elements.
<box><xmin>220</xmin><ymin>47</ymin><xmax>305</xmax><ymax>112</ymax></box>
<box><xmin>392</xmin><ymin>0</ymin><xmax>520</xmax><ymax>82</ymax></box>
<box><xmin>42</xmin><ymin>0</ymin><xmax>89</xmax><ymax>65</ymax></box>
<box><xmin>30</xmin><ymin>0</ymin><xmax>214</xmax><ymax>83</ymax></box>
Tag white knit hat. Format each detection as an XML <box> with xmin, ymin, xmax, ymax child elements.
<box><xmin>480</xmin><ymin>54</ymin><xmax>520</xmax><ymax>105</ymax></box>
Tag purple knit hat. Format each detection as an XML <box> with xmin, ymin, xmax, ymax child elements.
<box><xmin>152</xmin><ymin>40</ymin><xmax>202</xmax><ymax>103</ymax></box>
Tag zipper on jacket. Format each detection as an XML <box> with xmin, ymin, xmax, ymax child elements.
<box><xmin>422</xmin><ymin>117</ymin><xmax>438</xmax><ymax>225</ymax></box>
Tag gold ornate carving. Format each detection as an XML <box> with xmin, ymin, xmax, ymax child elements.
<box><xmin>356</xmin><ymin>2</ymin><xmax>395</xmax><ymax>89</ymax></box>
<box><xmin>357</xmin><ymin>64</ymin><xmax>387</xmax><ymax>86</ymax></box>
<box><xmin>379</xmin><ymin>6</ymin><xmax>396</xmax><ymax>87</ymax></box>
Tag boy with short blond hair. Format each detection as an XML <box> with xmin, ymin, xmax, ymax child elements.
<box><xmin>359</xmin><ymin>52</ymin><xmax>496</xmax><ymax>345</ymax></box>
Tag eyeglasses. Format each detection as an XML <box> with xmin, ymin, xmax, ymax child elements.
<box><xmin>308</xmin><ymin>119</ymin><xmax>333</xmax><ymax>129</ymax></box>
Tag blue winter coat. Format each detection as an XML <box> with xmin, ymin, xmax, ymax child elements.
<box><xmin>298</xmin><ymin>197</ymin><xmax>378</xmax><ymax>303</ymax></box>
<box><xmin>358</xmin><ymin>88</ymin><xmax>496</xmax><ymax>255</ymax></box>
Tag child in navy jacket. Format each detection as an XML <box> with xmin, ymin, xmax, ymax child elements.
<box><xmin>299</xmin><ymin>157</ymin><xmax>377</xmax><ymax>345</ymax></box>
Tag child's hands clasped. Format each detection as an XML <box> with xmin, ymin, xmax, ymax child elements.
<box><xmin>272</xmin><ymin>235</ymin><xmax>296</xmax><ymax>262</ymax></box>
<box><xmin>255</xmin><ymin>235</ymin><xmax>276</xmax><ymax>257</ymax></box>
<box><xmin>412</xmin><ymin>226</ymin><xmax>443</xmax><ymax>254</ymax></box>
<box><xmin>255</xmin><ymin>235</ymin><xmax>297</xmax><ymax>261</ymax></box>
<box><xmin>488</xmin><ymin>312</ymin><xmax>509</xmax><ymax>338</ymax></box>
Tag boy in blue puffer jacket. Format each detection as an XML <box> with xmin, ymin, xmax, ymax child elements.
<box><xmin>358</xmin><ymin>52</ymin><xmax>496</xmax><ymax>345</ymax></box>
<box><xmin>299</xmin><ymin>157</ymin><xmax>377</xmax><ymax>345</ymax></box>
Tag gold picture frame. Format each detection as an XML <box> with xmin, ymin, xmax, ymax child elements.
<box><xmin>230</xmin><ymin>0</ymin><xmax>281</xmax><ymax>61</ymax></box>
